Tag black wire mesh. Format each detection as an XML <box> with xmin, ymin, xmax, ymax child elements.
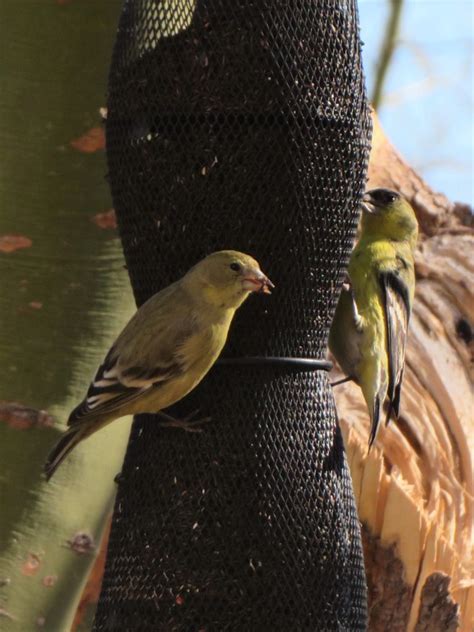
<box><xmin>94</xmin><ymin>0</ymin><xmax>371</xmax><ymax>629</ymax></box>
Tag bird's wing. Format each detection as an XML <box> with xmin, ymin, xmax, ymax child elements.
<box><xmin>67</xmin><ymin>350</ymin><xmax>184</xmax><ymax>426</ymax></box>
<box><xmin>379</xmin><ymin>269</ymin><xmax>411</xmax><ymax>424</ymax></box>
<box><xmin>328</xmin><ymin>284</ymin><xmax>363</xmax><ymax>381</ymax></box>
<box><xmin>68</xmin><ymin>284</ymin><xmax>196</xmax><ymax>426</ymax></box>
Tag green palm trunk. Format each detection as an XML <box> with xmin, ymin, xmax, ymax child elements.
<box><xmin>0</xmin><ymin>2</ymin><xmax>133</xmax><ymax>630</ymax></box>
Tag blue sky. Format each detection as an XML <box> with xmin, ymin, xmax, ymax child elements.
<box><xmin>359</xmin><ymin>0</ymin><xmax>473</xmax><ymax>205</ymax></box>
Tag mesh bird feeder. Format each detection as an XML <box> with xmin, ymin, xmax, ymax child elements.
<box><xmin>94</xmin><ymin>0</ymin><xmax>372</xmax><ymax>629</ymax></box>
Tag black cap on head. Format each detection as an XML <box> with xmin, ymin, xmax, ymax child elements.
<box><xmin>361</xmin><ymin>188</ymin><xmax>401</xmax><ymax>214</ymax></box>
<box><xmin>364</xmin><ymin>188</ymin><xmax>400</xmax><ymax>206</ymax></box>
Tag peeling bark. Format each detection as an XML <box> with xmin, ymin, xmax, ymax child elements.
<box><xmin>414</xmin><ymin>573</ymin><xmax>460</xmax><ymax>632</ymax></box>
<box><xmin>71</xmin><ymin>522</ymin><xmax>110</xmax><ymax>632</ymax></box>
<box><xmin>362</xmin><ymin>525</ymin><xmax>411</xmax><ymax>631</ymax></box>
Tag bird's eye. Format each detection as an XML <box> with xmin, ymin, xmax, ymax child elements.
<box><xmin>379</xmin><ymin>190</ymin><xmax>398</xmax><ymax>205</ymax></box>
<box><xmin>230</xmin><ymin>262</ymin><xmax>241</xmax><ymax>272</ymax></box>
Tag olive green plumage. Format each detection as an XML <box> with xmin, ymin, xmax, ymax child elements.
<box><xmin>45</xmin><ymin>250</ymin><xmax>273</xmax><ymax>479</ymax></box>
<box><xmin>329</xmin><ymin>189</ymin><xmax>418</xmax><ymax>446</ymax></box>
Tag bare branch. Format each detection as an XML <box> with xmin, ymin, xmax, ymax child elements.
<box><xmin>371</xmin><ymin>0</ymin><xmax>405</xmax><ymax>108</ymax></box>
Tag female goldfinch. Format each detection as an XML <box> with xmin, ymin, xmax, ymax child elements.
<box><xmin>45</xmin><ymin>250</ymin><xmax>273</xmax><ymax>479</ymax></box>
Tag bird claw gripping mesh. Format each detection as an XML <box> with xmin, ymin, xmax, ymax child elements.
<box><xmin>94</xmin><ymin>0</ymin><xmax>371</xmax><ymax>630</ymax></box>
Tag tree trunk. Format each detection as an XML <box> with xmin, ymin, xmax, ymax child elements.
<box><xmin>0</xmin><ymin>3</ymin><xmax>133</xmax><ymax>630</ymax></box>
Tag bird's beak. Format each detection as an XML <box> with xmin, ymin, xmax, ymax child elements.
<box><xmin>242</xmin><ymin>268</ymin><xmax>275</xmax><ymax>294</ymax></box>
<box><xmin>361</xmin><ymin>191</ymin><xmax>378</xmax><ymax>215</ymax></box>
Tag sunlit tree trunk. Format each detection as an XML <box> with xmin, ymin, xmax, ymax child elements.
<box><xmin>0</xmin><ymin>3</ymin><xmax>134</xmax><ymax>630</ymax></box>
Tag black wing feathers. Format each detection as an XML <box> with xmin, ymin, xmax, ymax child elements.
<box><xmin>67</xmin><ymin>347</ymin><xmax>183</xmax><ymax>426</ymax></box>
<box><xmin>381</xmin><ymin>270</ymin><xmax>411</xmax><ymax>319</ymax></box>
<box><xmin>369</xmin><ymin>394</ymin><xmax>382</xmax><ymax>448</ymax></box>
<box><xmin>380</xmin><ymin>270</ymin><xmax>410</xmax><ymax>426</ymax></box>
<box><xmin>67</xmin><ymin>386</ymin><xmax>143</xmax><ymax>425</ymax></box>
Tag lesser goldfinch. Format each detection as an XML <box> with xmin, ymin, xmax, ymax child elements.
<box><xmin>329</xmin><ymin>189</ymin><xmax>418</xmax><ymax>446</ymax></box>
<box><xmin>45</xmin><ymin>250</ymin><xmax>273</xmax><ymax>479</ymax></box>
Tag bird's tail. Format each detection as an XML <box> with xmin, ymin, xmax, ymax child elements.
<box><xmin>368</xmin><ymin>394</ymin><xmax>382</xmax><ymax>449</ymax></box>
<box><xmin>385</xmin><ymin>372</ymin><xmax>403</xmax><ymax>426</ymax></box>
<box><xmin>44</xmin><ymin>425</ymin><xmax>86</xmax><ymax>481</ymax></box>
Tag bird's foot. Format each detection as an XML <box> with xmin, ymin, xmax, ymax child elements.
<box><xmin>158</xmin><ymin>410</ymin><xmax>212</xmax><ymax>433</ymax></box>
<box><xmin>330</xmin><ymin>375</ymin><xmax>354</xmax><ymax>387</ymax></box>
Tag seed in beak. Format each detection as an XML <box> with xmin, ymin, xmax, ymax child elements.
<box><xmin>361</xmin><ymin>193</ymin><xmax>376</xmax><ymax>215</ymax></box>
<box><xmin>242</xmin><ymin>272</ymin><xmax>274</xmax><ymax>294</ymax></box>
<box><xmin>261</xmin><ymin>276</ymin><xmax>274</xmax><ymax>294</ymax></box>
